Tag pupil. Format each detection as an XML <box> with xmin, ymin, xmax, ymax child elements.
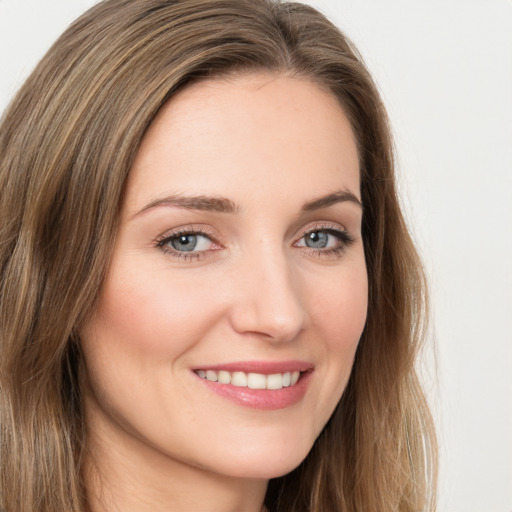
<box><xmin>306</xmin><ymin>231</ymin><xmax>328</xmax><ymax>249</ymax></box>
<box><xmin>171</xmin><ymin>234</ymin><xmax>197</xmax><ymax>252</ymax></box>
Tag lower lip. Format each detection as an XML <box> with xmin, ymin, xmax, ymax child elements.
<box><xmin>196</xmin><ymin>371</ymin><xmax>312</xmax><ymax>410</ymax></box>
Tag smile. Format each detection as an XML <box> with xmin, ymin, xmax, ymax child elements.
<box><xmin>193</xmin><ymin>361</ymin><xmax>313</xmax><ymax>410</ymax></box>
<box><xmin>195</xmin><ymin>369</ymin><xmax>301</xmax><ymax>389</ymax></box>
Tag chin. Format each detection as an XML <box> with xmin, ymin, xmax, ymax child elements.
<box><xmin>204</xmin><ymin>436</ymin><xmax>314</xmax><ymax>480</ymax></box>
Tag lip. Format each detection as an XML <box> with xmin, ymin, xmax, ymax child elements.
<box><xmin>192</xmin><ymin>360</ymin><xmax>314</xmax><ymax>410</ymax></box>
<box><xmin>195</xmin><ymin>360</ymin><xmax>314</xmax><ymax>375</ymax></box>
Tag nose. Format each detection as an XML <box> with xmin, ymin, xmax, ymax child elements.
<box><xmin>227</xmin><ymin>248</ymin><xmax>308</xmax><ymax>343</ymax></box>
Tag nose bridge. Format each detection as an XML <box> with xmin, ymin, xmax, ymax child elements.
<box><xmin>228</xmin><ymin>242</ymin><xmax>307</xmax><ymax>342</ymax></box>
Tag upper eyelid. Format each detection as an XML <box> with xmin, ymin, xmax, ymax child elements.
<box><xmin>156</xmin><ymin>225</ymin><xmax>218</xmax><ymax>242</ymax></box>
<box><xmin>302</xmin><ymin>223</ymin><xmax>346</xmax><ymax>232</ymax></box>
<box><xmin>296</xmin><ymin>221</ymin><xmax>349</xmax><ymax>237</ymax></box>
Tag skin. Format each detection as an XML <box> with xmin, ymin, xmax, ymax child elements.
<box><xmin>80</xmin><ymin>73</ymin><xmax>368</xmax><ymax>512</ymax></box>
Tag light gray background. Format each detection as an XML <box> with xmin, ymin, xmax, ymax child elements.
<box><xmin>1</xmin><ymin>1</ymin><xmax>511</xmax><ymax>511</ymax></box>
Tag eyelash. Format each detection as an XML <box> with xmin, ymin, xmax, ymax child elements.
<box><xmin>296</xmin><ymin>225</ymin><xmax>355</xmax><ymax>258</ymax></box>
<box><xmin>155</xmin><ymin>224</ymin><xmax>355</xmax><ymax>262</ymax></box>
<box><xmin>156</xmin><ymin>226</ymin><xmax>220</xmax><ymax>261</ymax></box>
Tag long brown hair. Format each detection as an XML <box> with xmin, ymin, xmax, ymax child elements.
<box><xmin>0</xmin><ymin>1</ymin><xmax>437</xmax><ymax>511</ymax></box>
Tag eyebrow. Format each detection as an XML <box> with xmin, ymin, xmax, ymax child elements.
<box><xmin>134</xmin><ymin>194</ymin><xmax>240</xmax><ymax>217</ymax></box>
<box><xmin>133</xmin><ymin>189</ymin><xmax>361</xmax><ymax>218</ymax></box>
<box><xmin>301</xmin><ymin>190</ymin><xmax>362</xmax><ymax>211</ymax></box>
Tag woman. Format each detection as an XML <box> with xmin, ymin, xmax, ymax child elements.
<box><xmin>0</xmin><ymin>0</ymin><xmax>437</xmax><ymax>511</ymax></box>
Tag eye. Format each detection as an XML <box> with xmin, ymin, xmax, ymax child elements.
<box><xmin>156</xmin><ymin>228</ymin><xmax>220</xmax><ymax>260</ymax></box>
<box><xmin>168</xmin><ymin>233</ymin><xmax>211</xmax><ymax>252</ymax></box>
<box><xmin>303</xmin><ymin>231</ymin><xmax>332</xmax><ymax>249</ymax></box>
<box><xmin>294</xmin><ymin>226</ymin><xmax>354</xmax><ymax>256</ymax></box>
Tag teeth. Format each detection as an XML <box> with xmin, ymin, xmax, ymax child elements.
<box><xmin>196</xmin><ymin>369</ymin><xmax>302</xmax><ymax>389</ymax></box>
<box><xmin>231</xmin><ymin>371</ymin><xmax>247</xmax><ymax>387</ymax></box>
<box><xmin>267</xmin><ymin>373</ymin><xmax>284</xmax><ymax>390</ymax></box>
<box><xmin>218</xmin><ymin>370</ymin><xmax>231</xmax><ymax>384</ymax></box>
<box><xmin>248</xmin><ymin>373</ymin><xmax>266</xmax><ymax>389</ymax></box>
<box><xmin>206</xmin><ymin>370</ymin><xmax>218</xmax><ymax>382</ymax></box>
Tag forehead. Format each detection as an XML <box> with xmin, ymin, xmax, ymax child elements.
<box><xmin>125</xmin><ymin>72</ymin><xmax>360</xmax><ymax>213</ymax></box>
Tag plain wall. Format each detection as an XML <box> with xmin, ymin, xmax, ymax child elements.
<box><xmin>1</xmin><ymin>1</ymin><xmax>511</xmax><ymax>511</ymax></box>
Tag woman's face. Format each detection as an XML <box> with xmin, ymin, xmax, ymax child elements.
<box><xmin>80</xmin><ymin>73</ymin><xmax>367</xmax><ymax>481</ymax></box>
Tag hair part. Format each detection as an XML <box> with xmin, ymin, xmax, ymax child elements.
<box><xmin>0</xmin><ymin>1</ymin><xmax>437</xmax><ymax>511</ymax></box>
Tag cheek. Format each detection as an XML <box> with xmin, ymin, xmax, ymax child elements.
<box><xmin>309</xmin><ymin>263</ymin><xmax>368</xmax><ymax>353</ymax></box>
<box><xmin>301</xmin><ymin>260</ymin><xmax>367</xmax><ymax>434</ymax></box>
<box><xmin>78</xmin><ymin>264</ymin><xmax>221</xmax><ymax>436</ymax></box>
<box><xmin>85</xmin><ymin>264</ymin><xmax>220</xmax><ymax>360</ymax></box>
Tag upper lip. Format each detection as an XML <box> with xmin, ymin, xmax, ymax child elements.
<box><xmin>193</xmin><ymin>360</ymin><xmax>314</xmax><ymax>375</ymax></box>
